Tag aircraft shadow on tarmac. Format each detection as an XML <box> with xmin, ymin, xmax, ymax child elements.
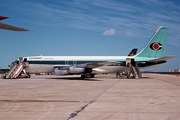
<box><xmin>46</xmin><ymin>77</ymin><xmax>102</xmax><ymax>81</ymax></box>
<box><xmin>112</xmin><ymin>76</ymin><xmax>150</xmax><ymax>79</ymax></box>
<box><xmin>141</xmin><ymin>76</ymin><xmax>150</xmax><ymax>79</ymax></box>
<box><xmin>45</xmin><ymin>75</ymin><xmax>150</xmax><ymax>81</ymax></box>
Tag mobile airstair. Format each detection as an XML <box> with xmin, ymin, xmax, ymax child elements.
<box><xmin>3</xmin><ymin>58</ymin><xmax>29</xmax><ymax>79</ymax></box>
<box><xmin>126</xmin><ymin>58</ymin><xmax>142</xmax><ymax>79</ymax></box>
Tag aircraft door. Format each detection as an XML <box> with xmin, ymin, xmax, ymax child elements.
<box><xmin>73</xmin><ymin>61</ymin><xmax>77</xmax><ymax>66</ymax></box>
<box><xmin>126</xmin><ymin>58</ymin><xmax>131</xmax><ymax>66</ymax></box>
<box><xmin>24</xmin><ymin>58</ymin><xmax>27</xmax><ymax>62</ymax></box>
<box><xmin>65</xmin><ymin>61</ymin><xmax>68</xmax><ymax>65</ymax></box>
<box><xmin>130</xmin><ymin>58</ymin><xmax>135</xmax><ymax>66</ymax></box>
<box><xmin>126</xmin><ymin>58</ymin><xmax>135</xmax><ymax>66</ymax></box>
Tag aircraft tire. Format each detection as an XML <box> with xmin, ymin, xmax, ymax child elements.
<box><xmin>90</xmin><ymin>74</ymin><xmax>95</xmax><ymax>78</ymax></box>
<box><xmin>81</xmin><ymin>75</ymin><xmax>85</xmax><ymax>79</ymax></box>
<box><xmin>85</xmin><ymin>74</ymin><xmax>91</xmax><ymax>78</ymax></box>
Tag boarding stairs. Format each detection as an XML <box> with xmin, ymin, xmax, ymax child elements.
<box><xmin>128</xmin><ymin>62</ymin><xmax>142</xmax><ymax>78</ymax></box>
<box><xmin>4</xmin><ymin>62</ymin><xmax>29</xmax><ymax>79</ymax></box>
<box><xmin>126</xmin><ymin>58</ymin><xmax>142</xmax><ymax>79</ymax></box>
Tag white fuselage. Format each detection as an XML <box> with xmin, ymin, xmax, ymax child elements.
<box><xmin>25</xmin><ymin>64</ymin><xmax>130</xmax><ymax>74</ymax></box>
<box><xmin>23</xmin><ymin>56</ymin><xmax>133</xmax><ymax>74</ymax></box>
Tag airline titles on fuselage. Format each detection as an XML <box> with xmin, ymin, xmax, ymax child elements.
<box><xmin>29</xmin><ymin>57</ymin><xmax>54</xmax><ymax>60</ymax></box>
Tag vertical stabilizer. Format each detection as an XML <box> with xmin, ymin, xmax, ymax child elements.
<box><xmin>128</xmin><ymin>48</ymin><xmax>138</xmax><ymax>56</ymax></box>
<box><xmin>136</xmin><ymin>26</ymin><xmax>169</xmax><ymax>58</ymax></box>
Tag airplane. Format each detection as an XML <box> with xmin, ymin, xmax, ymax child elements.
<box><xmin>0</xmin><ymin>15</ymin><xmax>28</xmax><ymax>31</ymax></box>
<box><xmin>128</xmin><ymin>48</ymin><xmax>138</xmax><ymax>56</ymax></box>
<box><xmin>4</xmin><ymin>26</ymin><xmax>174</xmax><ymax>79</ymax></box>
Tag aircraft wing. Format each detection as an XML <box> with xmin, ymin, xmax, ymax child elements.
<box><xmin>0</xmin><ymin>22</ymin><xmax>28</xmax><ymax>31</ymax></box>
<box><xmin>54</xmin><ymin>62</ymin><xmax>121</xmax><ymax>69</ymax></box>
<box><xmin>148</xmin><ymin>56</ymin><xmax>175</xmax><ymax>63</ymax></box>
<box><xmin>85</xmin><ymin>62</ymin><xmax>121</xmax><ymax>68</ymax></box>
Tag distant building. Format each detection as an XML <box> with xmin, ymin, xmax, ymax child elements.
<box><xmin>169</xmin><ymin>69</ymin><xmax>180</xmax><ymax>72</ymax></box>
<box><xmin>174</xmin><ymin>69</ymin><xmax>180</xmax><ymax>72</ymax></box>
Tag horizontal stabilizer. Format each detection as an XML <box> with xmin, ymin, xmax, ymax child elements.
<box><xmin>149</xmin><ymin>56</ymin><xmax>175</xmax><ymax>62</ymax></box>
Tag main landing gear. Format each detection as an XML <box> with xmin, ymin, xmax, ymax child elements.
<box><xmin>81</xmin><ymin>74</ymin><xmax>95</xmax><ymax>79</ymax></box>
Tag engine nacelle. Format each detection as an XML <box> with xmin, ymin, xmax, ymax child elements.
<box><xmin>69</xmin><ymin>67</ymin><xmax>85</xmax><ymax>74</ymax></box>
<box><xmin>52</xmin><ymin>66</ymin><xmax>86</xmax><ymax>75</ymax></box>
<box><xmin>52</xmin><ymin>67</ymin><xmax>69</xmax><ymax>75</ymax></box>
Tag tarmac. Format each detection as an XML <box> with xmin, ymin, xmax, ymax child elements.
<box><xmin>0</xmin><ymin>73</ymin><xmax>180</xmax><ymax>120</ymax></box>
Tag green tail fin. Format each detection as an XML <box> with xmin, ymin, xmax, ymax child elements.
<box><xmin>136</xmin><ymin>26</ymin><xmax>169</xmax><ymax>58</ymax></box>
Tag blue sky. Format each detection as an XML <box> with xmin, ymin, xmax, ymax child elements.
<box><xmin>0</xmin><ymin>0</ymin><xmax>180</xmax><ymax>71</ymax></box>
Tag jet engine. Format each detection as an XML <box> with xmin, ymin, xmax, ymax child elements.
<box><xmin>52</xmin><ymin>66</ymin><xmax>87</xmax><ymax>75</ymax></box>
